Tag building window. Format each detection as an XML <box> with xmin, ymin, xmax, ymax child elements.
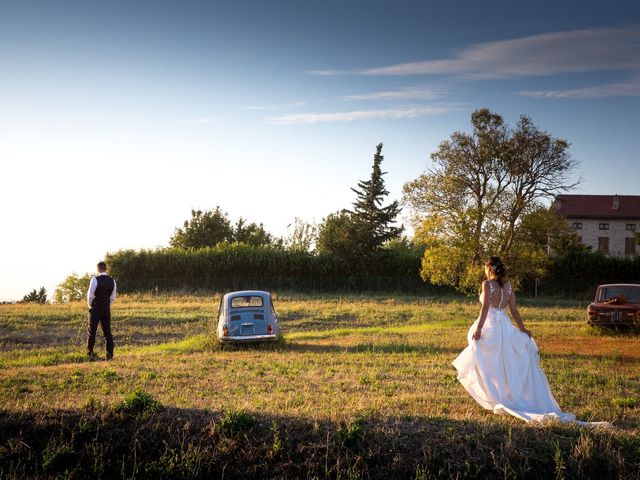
<box><xmin>626</xmin><ymin>224</ymin><xmax>637</xmax><ymax>232</ymax></box>
<box><xmin>572</xmin><ymin>222</ymin><xmax>582</xmax><ymax>230</ymax></box>
<box><xmin>626</xmin><ymin>237</ymin><xmax>637</xmax><ymax>256</ymax></box>
<box><xmin>598</xmin><ymin>237</ymin><xmax>609</xmax><ymax>254</ymax></box>
<box><xmin>599</xmin><ymin>223</ymin><xmax>609</xmax><ymax>230</ymax></box>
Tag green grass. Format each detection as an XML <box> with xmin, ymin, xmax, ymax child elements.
<box><xmin>0</xmin><ymin>293</ymin><xmax>638</xmax><ymax>478</ymax></box>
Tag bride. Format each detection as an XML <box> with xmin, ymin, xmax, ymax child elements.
<box><xmin>453</xmin><ymin>256</ymin><xmax>579</xmax><ymax>423</ymax></box>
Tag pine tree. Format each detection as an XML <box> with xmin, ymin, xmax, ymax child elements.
<box><xmin>348</xmin><ymin>143</ymin><xmax>403</xmax><ymax>254</ymax></box>
<box><xmin>21</xmin><ymin>287</ymin><xmax>48</xmax><ymax>304</ymax></box>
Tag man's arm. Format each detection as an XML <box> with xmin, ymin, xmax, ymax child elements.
<box><xmin>111</xmin><ymin>279</ymin><xmax>117</xmax><ymax>303</ymax></box>
<box><xmin>87</xmin><ymin>276</ymin><xmax>97</xmax><ymax>309</ymax></box>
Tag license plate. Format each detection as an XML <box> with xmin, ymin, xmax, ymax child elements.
<box><xmin>241</xmin><ymin>323</ymin><xmax>255</xmax><ymax>335</ymax></box>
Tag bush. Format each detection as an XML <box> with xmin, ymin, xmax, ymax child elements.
<box><xmin>105</xmin><ymin>243</ymin><xmax>434</xmax><ymax>293</ymax></box>
<box><xmin>523</xmin><ymin>252</ymin><xmax>640</xmax><ymax>298</ymax></box>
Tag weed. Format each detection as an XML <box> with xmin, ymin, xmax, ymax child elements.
<box><xmin>116</xmin><ymin>387</ymin><xmax>162</xmax><ymax>414</ymax></box>
<box><xmin>336</xmin><ymin>418</ymin><xmax>365</xmax><ymax>448</ymax></box>
<box><xmin>42</xmin><ymin>437</ymin><xmax>76</xmax><ymax>473</ymax></box>
<box><xmin>611</xmin><ymin>397</ymin><xmax>638</xmax><ymax>408</ymax></box>
<box><xmin>219</xmin><ymin>409</ymin><xmax>254</xmax><ymax>432</ymax></box>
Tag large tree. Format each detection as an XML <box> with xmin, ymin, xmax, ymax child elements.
<box><xmin>404</xmin><ymin>108</ymin><xmax>580</xmax><ymax>292</ymax></box>
<box><xmin>170</xmin><ymin>208</ymin><xmax>234</xmax><ymax>249</ymax></box>
<box><xmin>170</xmin><ymin>208</ymin><xmax>276</xmax><ymax>249</ymax></box>
<box><xmin>53</xmin><ymin>273</ymin><xmax>92</xmax><ymax>303</ymax></box>
<box><xmin>232</xmin><ymin>218</ymin><xmax>274</xmax><ymax>247</ymax></box>
<box><xmin>345</xmin><ymin>143</ymin><xmax>403</xmax><ymax>255</ymax></box>
<box><xmin>318</xmin><ymin>143</ymin><xmax>402</xmax><ymax>257</ymax></box>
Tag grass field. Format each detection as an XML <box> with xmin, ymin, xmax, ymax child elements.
<box><xmin>0</xmin><ymin>293</ymin><xmax>638</xmax><ymax>479</ymax></box>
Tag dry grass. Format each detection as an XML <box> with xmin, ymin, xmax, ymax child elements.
<box><xmin>0</xmin><ymin>293</ymin><xmax>638</xmax><ymax>478</ymax></box>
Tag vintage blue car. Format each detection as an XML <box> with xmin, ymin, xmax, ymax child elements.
<box><xmin>216</xmin><ymin>290</ymin><xmax>281</xmax><ymax>343</ymax></box>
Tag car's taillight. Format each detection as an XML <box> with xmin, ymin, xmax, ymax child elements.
<box><xmin>223</xmin><ymin>326</ymin><xmax>229</xmax><ymax>336</ymax></box>
<box><xmin>267</xmin><ymin>324</ymin><xmax>273</xmax><ymax>334</ymax></box>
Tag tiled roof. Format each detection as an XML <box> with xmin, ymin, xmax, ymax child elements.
<box><xmin>554</xmin><ymin>195</ymin><xmax>640</xmax><ymax>219</ymax></box>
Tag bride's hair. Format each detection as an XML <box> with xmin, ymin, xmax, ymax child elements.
<box><xmin>485</xmin><ymin>256</ymin><xmax>507</xmax><ymax>287</ymax></box>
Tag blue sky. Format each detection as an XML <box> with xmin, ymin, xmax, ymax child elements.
<box><xmin>1</xmin><ymin>0</ymin><xmax>639</xmax><ymax>300</ymax></box>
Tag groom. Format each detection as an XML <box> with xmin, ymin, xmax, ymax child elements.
<box><xmin>86</xmin><ymin>261</ymin><xmax>117</xmax><ymax>360</ymax></box>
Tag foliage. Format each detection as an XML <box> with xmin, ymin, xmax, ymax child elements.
<box><xmin>105</xmin><ymin>242</ymin><xmax>425</xmax><ymax>293</ymax></box>
<box><xmin>219</xmin><ymin>409</ymin><xmax>254</xmax><ymax>432</ymax></box>
<box><xmin>53</xmin><ymin>273</ymin><xmax>92</xmax><ymax>304</ymax></box>
<box><xmin>382</xmin><ymin>236</ymin><xmax>427</xmax><ymax>258</ymax></box>
<box><xmin>404</xmin><ymin>108</ymin><xmax>580</xmax><ymax>292</ymax></box>
<box><xmin>318</xmin><ymin>144</ymin><xmax>402</xmax><ymax>258</ymax></box>
<box><xmin>534</xmin><ymin>251</ymin><xmax>640</xmax><ymax>297</ymax></box>
<box><xmin>116</xmin><ymin>387</ymin><xmax>162</xmax><ymax>414</ymax></box>
<box><xmin>347</xmin><ymin>143</ymin><xmax>403</xmax><ymax>255</ymax></box>
<box><xmin>169</xmin><ymin>207</ymin><xmax>233</xmax><ymax>249</ymax></box>
<box><xmin>284</xmin><ymin>217</ymin><xmax>319</xmax><ymax>252</ymax></box>
<box><xmin>21</xmin><ymin>287</ymin><xmax>48</xmax><ymax>304</ymax></box>
<box><xmin>316</xmin><ymin>210</ymin><xmax>360</xmax><ymax>257</ymax></box>
<box><xmin>169</xmin><ymin>208</ymin><xmax>276</xmax><ymax>249</ymax></box>
<box><xmin>232</xmin><ymin>217</ymin><xmax>274</xmax><ymax>247</ymax></box>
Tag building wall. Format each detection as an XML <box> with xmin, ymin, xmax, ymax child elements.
<box><xmin>569</xmin><ymin>218</ymin><xmax>639</xmax><ymax>256</ymax></box>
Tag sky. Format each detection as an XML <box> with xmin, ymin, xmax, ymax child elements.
<box><xmin>1</xmin><ymin>0</ymin><xmax>640</xmax><ymax>301</ymax></box>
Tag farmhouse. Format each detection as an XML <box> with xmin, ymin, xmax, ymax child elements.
<box><xmin>553</xmin><ymin>194</ymin><xmax>640</xmax><ymax>257</ymax></box>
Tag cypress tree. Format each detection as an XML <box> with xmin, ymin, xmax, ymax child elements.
<box><xmin>348</xmin><ymin>143</ymin><xmax>403</xmax><ymax>254</ymax></box>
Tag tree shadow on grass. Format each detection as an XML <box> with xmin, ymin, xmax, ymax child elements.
<box><xmin>0</xmin><ymin>406</ymin><xmax>634</xmax><ymax>480</ymax></box>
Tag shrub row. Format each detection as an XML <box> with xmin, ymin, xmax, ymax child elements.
<box><xmin>105</xmin><ymin>243</ymin><xmax>438</xmax><ymax>293</ymax></box>
<box><xmin>523</xmin><ymin>252</ymin><xmax>640</xmax><ymax>298</ymax></box>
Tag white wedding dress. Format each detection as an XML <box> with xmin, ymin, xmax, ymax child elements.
<box><xmin>452</xmin><ymin>281</ymin><xmax>578</xmax><ymax>423</ymax></box>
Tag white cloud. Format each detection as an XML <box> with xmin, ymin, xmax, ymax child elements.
<box><xmin>268</xmin><ymin>104</ymin><xmax>459</xmax><ymax>125</ymax></box>
<box><xmin>307</xmin><ymin>69</ymin><xmax>353</xmax><ymax>76</ymax></box>
<box><xmin>517</xmin><ymin>77</ymin><xmax>640</xmax><ymax>98</ymax></box>
<box><xmin>321</xmin><ymin>26</ymin><xmax>640</xmax><ymax>78</ymax></box>
<box><xmin>341</xmin><ymin>85</ymin><xmax>443</xmax><ymax>101</ymax></box>
<box><xmin>242</xmin><ymin>101</ymin><xmax>307</xmax><ymax>111</ymax></box>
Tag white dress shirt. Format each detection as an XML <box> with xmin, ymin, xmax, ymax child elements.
<box><xmin>87</xmin><ymin>272</ymin><xmax>117</xmax><ymax>308</ymax></box>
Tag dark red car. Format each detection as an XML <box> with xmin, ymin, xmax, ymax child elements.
<box><xmin>587</xmin><ymin>284</ymin><xmax>640</xmax><ymax>327</ymax></box>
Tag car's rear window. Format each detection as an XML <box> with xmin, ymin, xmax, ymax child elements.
<box><xmin>230</xmin><ymin>296</ymin><xmax>264</xmax><ymax>308</ymax></box>
<box><xmin>600</xmin><ymin>286</ymin><xmax>640</xmax><ymax>303</ymax></box>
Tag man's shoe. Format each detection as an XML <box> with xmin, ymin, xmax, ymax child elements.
<box><xmin>105</xmin><ymin>354</ymin><xmax>113</xmax><ymax>361</ymax></box>
<box><xmin>87</xmin><ymin>352</ymin><xmax>99</xmax><ymax>361</ymax></box>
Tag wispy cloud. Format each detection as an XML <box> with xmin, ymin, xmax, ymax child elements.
<box><xmin>268</xmin><ymin>104</ymin><xmax>459</xmax><ymax>125</ymax></box>
<box><xmin>341</xmin><ymin>85</ymin><xmax>443</xmax><ymax>101</ymax></box>
<box><xmin>242</xmin><ymin>101</ymin><xmax>307</xmax><ymax>111</ymax></box>
<box><xmin>317</xmin><ymin>26</ymin><xmax>640</xmax><ymax>79</ymax></box>
<box><xmin>177</xmin><ymin>117</ymin><xmax>228</xmax><ymax>125</ymax></box>
<box><xmin>307</xmin><ymin>69</ymin><xmax>353</xmax><ymax>76</ymax></box>
<box><xmin>517</xmin><ymin>77</ymin><xmax>640</xmax><ymax>98</ymax></box>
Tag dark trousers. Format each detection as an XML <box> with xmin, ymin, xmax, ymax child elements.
<box><xmin>87</xmin><ymin>304</ymin><xmax>114</xmax><ymax>358</ymax></box>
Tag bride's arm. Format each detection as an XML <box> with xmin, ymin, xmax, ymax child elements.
<box><xmin>472</xmin><ymin>281</ymin><xmax>491</xmax><ymax>340</ymax></box>
<box><xmin>508</xmin><ymin>290</ymin><xmax>532</xmax><ymax>337</ymax></box>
